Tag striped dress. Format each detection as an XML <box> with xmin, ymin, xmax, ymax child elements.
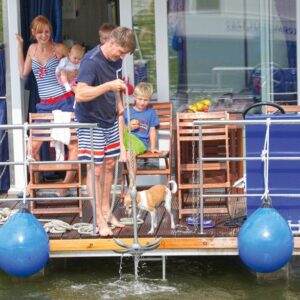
<box><xmin>32</xmin><ymin>56</ymin><xmax>66</xmax><ymax>99</ymax></box>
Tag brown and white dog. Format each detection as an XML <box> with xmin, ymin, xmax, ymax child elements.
<box><xmin>124</xmin><ymin>181</ymin><xmax>177</xmax><ymax>234</ymax></box>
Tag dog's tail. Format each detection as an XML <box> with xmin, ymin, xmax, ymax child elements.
<box><xmin>168</xmin><ymin>180</ymin><xmax>177</xmax><ymax>194</ymax></box>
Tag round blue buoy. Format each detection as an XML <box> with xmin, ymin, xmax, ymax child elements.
<box><xmin>0</xmin><ymin>206</ymin><xmax>49</xmax><ymax>277</ymax></box>
<box><xmin>238</xmin><ymin>207</ymin><xmax>293</xmax><ymax>273</ymax></box>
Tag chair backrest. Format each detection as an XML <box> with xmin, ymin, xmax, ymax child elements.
<box><xmin>29</xmin><ymin>112</ymin><xmax>77</xmax><ymax>142</ymax></box>
<box><xmin>148</xmin><ymin>102</ymin><xmax>173</xmax><ymax>152</ymax></box>
<box><xmin>176</xmin><ymin>111</ymin><xmax>229</xmax><ymax>144</ymax></box>
<box><xmin>176</xmin><ymin>111</ymin><xmax>230</xmax><ymax>180</ymax></box>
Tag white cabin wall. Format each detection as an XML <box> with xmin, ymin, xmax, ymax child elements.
<box><xmin>4</xmin><ymin>0</ymin><xmax>26</xmax><ymax>191</ymax></box>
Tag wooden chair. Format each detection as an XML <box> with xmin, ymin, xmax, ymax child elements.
<box><xmin>176</xmin><ymin>111</ymin><xmax>230</xmax><ymax>219</ymax></box>
<box><xmin>121</xmin><ymin>102</ymin><xmax>173</xmax><ymax>195</ymax></box>
<box><xmin>28</xmin><ymin>113</ymin><xmax>82</xmax><ymax>216</ymax></box>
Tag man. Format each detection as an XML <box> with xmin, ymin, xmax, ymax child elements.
<box><xmin>75</xmin><ymin>27</ymin><xmax>136</xmax><ymax>237</ymax></box>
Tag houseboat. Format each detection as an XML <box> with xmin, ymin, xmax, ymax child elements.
<box><xmin>1</xmin><ymin>0</ymin><xmax>300</xmax><ymax>278</ymax></box>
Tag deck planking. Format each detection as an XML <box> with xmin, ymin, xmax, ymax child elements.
<box><xmin>3</xmin><ymin>193</ymin><xmax>300</xmax><ymax>256</ymax></box>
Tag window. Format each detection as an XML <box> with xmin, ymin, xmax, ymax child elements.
<box><xmin>132</xmin><ymin>0</ymin><xmax>156</xmax><ymax>89</ymax></box>
<box><xmin>168</xmin><ymin>0</ymin><xmax>297</xmax><ymax>105</ymax></box>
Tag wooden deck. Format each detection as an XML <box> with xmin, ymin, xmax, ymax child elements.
<box><xmin>2</xmin><ymin>192</ymin><xmax>300</xmax><ymax>257</ymax></box>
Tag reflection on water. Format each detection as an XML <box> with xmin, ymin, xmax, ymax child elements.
<box><xmin>0</xmin><ymin>256</ymin><xmax>300</xmax><ymax>299</ymax></box>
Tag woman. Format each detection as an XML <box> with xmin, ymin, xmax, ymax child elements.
<box><xmin>16</xmin><ymin>15</ymin><xmax>77</xmax><ymax>197</ymax></box>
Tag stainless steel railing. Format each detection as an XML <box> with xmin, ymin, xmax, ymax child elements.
<box><xmin>0</xmin><ymin>121</ymin><xmax>99</xmax><ymax>235</ymax></box>
<box><xmin>193</xmin><ymin>117</ymin><xmax>300</xmax><ymax>234</ymax></box>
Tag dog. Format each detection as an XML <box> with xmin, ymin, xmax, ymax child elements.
<box><xmin>124</xmin><ymin>180</ymin><xmax>177</xmax><ymax>234</ymax></box>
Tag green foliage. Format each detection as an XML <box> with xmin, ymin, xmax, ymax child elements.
<box><xmin>133</xmin><ymin>1</ymin><xmax>157</xmax><ymax>89</ymax></box>
<box><xmin>132</xmin><ymin>0</ymin><xmax>178</xmax><ymax>94</ymax></box>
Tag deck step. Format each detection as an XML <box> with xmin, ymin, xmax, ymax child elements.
<box><xmin>31</xmin><ymin>164</ymin><xmax>79</xmax><ymax>172</ymax></box>
<box><xmin>181</xmin><ymin>163</ymin><xmax>228</xmax><ymax>171</ymax></box>
<box><xmin>30</xmin><ymin>183</ymin><xmax>81</xmax><ymax>189</ymax></box>
<box><xmin>179</xmin><ymin>182</ymin><xmax>230</xmax><ymax>189</ymax></box>
<box><xmin>122</xmin><ymin>169</ymin><xmax>170</xmax><ymax>175</ymax></box>
<box><xmin>31</xmin><ymin>207</ymin><xmax>81</xmax><ymax>214</ymax></box>
<box><xmin>179</xmin><ymin>207</ymin><xmax>228</xmax><ymax>214</ymax></box>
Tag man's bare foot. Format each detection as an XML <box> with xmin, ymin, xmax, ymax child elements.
<box><xmin>98</xmin><ymin>224</ymin><xmax>113</xmax><ymax>237</ymax></box>
<box><xmin>105</xmin><ymin>213</ymin><xmax>125</xmax><ymax>228</ymax></box>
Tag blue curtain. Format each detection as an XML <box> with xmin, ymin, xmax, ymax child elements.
<box><xmin>0</xmin><ymin>47</ymin><xmax>10</xmax><ymax>193</ymax></box>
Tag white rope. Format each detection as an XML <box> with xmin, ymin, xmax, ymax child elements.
<box><xmin>119</xmin><ymin>217</ymin><xmax>144</xmax><ymax>225</ymax></box>
<box><xmin>41</xmin><ymin>219</ymin><xmax>116</xmax><ymax>235</ymax></box>
<box><xmin>41</xmin><ymin>219</ymin><xmax>97</xmax><ymax>235</ymax></box>
<box><xmin>0</xmin><ymin>209</ymin><xmax>99</xmax><ymax>235</ymax></box>
<box><xmin>0</xmin><ymin>211</ymin><xmax>100</xmax><ymax>235</ymax></box>
<box><xmin>0</xmin><ymin>205</ymin><xmax>144</xmax><ymax>235</ymax></box>
<box><xmin>42</xmin><ymin>219</ymin><xmax>99</xmax><ymax>235</ymax></box>
<box><xmin>43</xmin><ymin>219</ymin><xmax>72</xmax><ymax>234</ymax></box>
<box><xmin>261</xmin><ymin>118</ymin><xmax>271</xmax><ymax>204</ymax></box>
<box><xmin>72</xmin><ymin>222</ymin><xmax>94</xmax><ymax>235</ymax></box>
<box><xmin>0</xmin><ymin>207</ymin><xmax>18</xmax><ymax>224</ymax></box>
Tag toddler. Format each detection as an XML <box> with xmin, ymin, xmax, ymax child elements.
<box><xmin>56</xmin><ymin>43</ymin><xmax>85</xmax><ymax>92</ymax></box>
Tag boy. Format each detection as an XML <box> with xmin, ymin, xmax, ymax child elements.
<box><xmin>99</xmin><ymin>23</ymin><xmax>117</xmax><ymax>45</ymax></box>
<box><xmin>56</xmin><ymin>43</ymin><xmax>85</xmax><ymax>92</ymax></box>
<box><xmin>82</xmin><ymin>23</ymin><xmax>117</xmax><ymax>62</ymax></box>
<box><xmin>123</xmin><ymin>82</ymin><xmax>160</xmax><ymax>185</ymax></box>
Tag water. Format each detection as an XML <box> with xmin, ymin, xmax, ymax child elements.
<box><xmin>0</xmin><ymin>256</ymin><xmax>300</xmax><ymax>300</ymax></box>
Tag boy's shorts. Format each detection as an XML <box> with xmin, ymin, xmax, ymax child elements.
<box><xmin>123</xmin><ymin>128</ymin><xmax>146</xmax><ymax>155</ymax></box>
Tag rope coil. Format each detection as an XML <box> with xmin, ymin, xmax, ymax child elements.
<box><xmin>72</xmin><ymin>222</ymin><xmax>94</xmax><ymax>235</ymax></box>
<box><xmin>0</xmin><ymin>208</ymin><xmax>18</xmax><ymax>224</ymax></box>
<box><xmin>119</xmin><ymin>217</ymin><xmax>144</xmax><ymax>225</ymax></box>
<box><xmin>43</xmin><ymin>219</ymin><xmax>72</xmax><ymax>234</ymax></box>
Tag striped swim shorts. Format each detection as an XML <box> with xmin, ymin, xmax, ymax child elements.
<box><xmin>77</xmin><ymin>121</ymin><xmax>120</xmax><ymax>164</ymax></box>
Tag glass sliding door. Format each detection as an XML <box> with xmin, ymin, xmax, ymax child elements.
<box><xmin>168</xmin><ymin>0</ymin><xmax>297</xmax><ymax>106</ymax></box>
<box><xmin>131</xmin><ymin>0</ymin><xmax>157</xmax><ymax>90</ymax></box>
<box><xmin>267</xmin><ymin>0</ymin><xmax>297</xmax><ymax>103</ymax></box>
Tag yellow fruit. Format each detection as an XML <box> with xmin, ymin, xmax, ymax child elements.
<box><xmin>202</xmin><ymin>99</ymin><xmax>211</xmax><ymax>106</ymax></box>
<box><xmin>188</xmin><ymin>104</ymin><xmax>197</xmax><ymax>112</ymax></box>
<box><xmin>195</xmin><ymin>102</ymin><xmax>204</xmax><ymax>111</ymax></box>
